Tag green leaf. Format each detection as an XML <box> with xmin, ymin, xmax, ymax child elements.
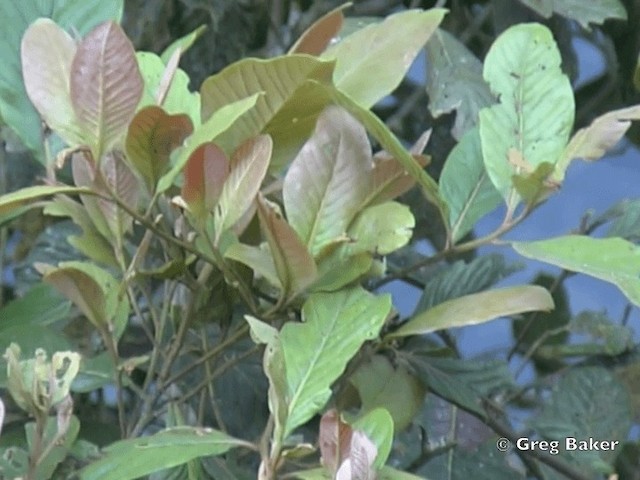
<box><xmin>349</xmin><ymin>355</ymin><xmax>424</xmax><ymax>431</ymax></box>
<box><xmin>160</xmin><ymin>25</ymin><xmax>207</xmax><ymax>63</ymax></box>
<box><xmin>256</xmin><ymin>195</ymin><xmax>317</xmax><ymax>302</ymax></box>
<box><xmin>426</xmin><ymin>29</ymin><xmax>493</xmax><ymax>139</ymax></box>
<box><xmin>351</xmin><ymin>408</ymin><xmax>394</xmax><ymax>469</ymax></box>
<box><xmin>0</xmin><ymin>284</ymin><xmax>70</xmax><ymax>329</ymax></box>
<box><xmin>225</xmin><ymin>242</ymin><xmax>279</xmax><ymax>288</ymax></box>
<box><xmin>345</xmin><ymin>202</ymin><xmax>415</xmax><ymax>257</ymax></box>
<box><xmin>26</xmin><ymin>416</ymin><xmax>80</xmax><ymax>480</ymax></box>
<box><xmin>21</xmin><ymin>19</ymin><xmax>84</xmax><ymax>147</ymax></box>
<box><xmin>70</xmin><ymin>21</ymin><xmax>143</xmax><ymax>160</ymax></box>
<box><xmin>512</xmin><ymin>235</ymin><xmax>640</xmax><ymax>307</ymax></box>
<box><xmin>323</xmin><ymin>8</ymin><xmax>445</xmax><ymax>108</ymax></box>
<box><xmin>518</xmin><ymin>0</ymin><xmax>627</xmax><ymax>29</ymax></box>
<box><xmin>605</xmin><ymin>199</ymin><xmax>640</xmax><ymax>242</ymax></box>
<box><xmin>72</xmin><ymin>352</ymin><xmax>117</xmax><ymax>393</ymax></box>
<box><xmin>570</xmin><ymin>311</ymin><xmax>633</xmax><ymax>356</ymax></box>
<box><xmin>554</xmin><ymin>104</ymin><xmax>640</xmax><ymax>182</ymax></box>
<box><xmin>214</xmin><ymin>135</ymin><xmax>272</xmax><ymax>242</ymax></box>
<box><xmin>281</xmin><ymin>287</ymin><xmax>391</xmax><ymax>437</ymax></box>
<box><xmin>200</xmin><ymin>55</ymin><xmax>334</xmax><ymax>153</ymax></box>
<box><xmin>313</xmin><ymin>251</ymin><xmax>373</xmax><ymax>292</ymax></box>
<box><xmin>0</xmin><ymin>0</ymin><xmax>123</xmax><ymax>162</ymax></box>
<box><xmin>388</xmin><ymin>285</ymin><xmax>553</xmax><ymax>338</ymax></box>
<box><xmin>531</xmin><ymin>367</ymin><xmax>631</xmax><ymax>469</ymax></box>
<box><xmin>125</xmin><ymin>106</ymin><xmax>193</xmax><ymax>192</ymax></box>
<box><xmin>479</xmin><ymin>23</ymin><xmax>574</xmax><ymax>202</ymax></box>
<box><xmin>409</xmin><ymin>356</ymin><xmax>513</xmax><ymax>418</ymax></box>
<box><xmin>283</xmin><ymin>105</ymin><xmax>372</xmax><ymax>256</ymax></box>
<box><xmin>157</xmin><ymin>93</ymin><xmax>260</xmax><ymax>194</ymax></box>
<box><xmin>79</xmin><ymin>427</ymin><xmax>248</xmax><ymax>480</ymax></box>
<box><xmin>136</xmin><ymin>51</ymin><xmax>201</xmax><ymax>126</ymax></box>
<box><xmin>0</xmin><ymin>185</ymin><xmax>90</xmax><ymax>216</ymax></box>
<box><xmin>439</xmin><ymin>127</ymin><xmax>502</xmax><ymax>241</ymax></box>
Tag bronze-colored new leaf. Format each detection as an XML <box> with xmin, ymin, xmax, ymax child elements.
<box><xmin>319</xmin><ymin>409</ymin><xmax>353</xmax><ymax>476</ymax></box>
<box><xmin>213</xmin><ymin>135</ymin><xmax>272</xmax><ymax>243</ymax></box>
<box><xmin>181</xmin><ymin>143</ymin><xmax>229</xmax><ymax>218</ymax></box>
<box><xmin>125</xmin><ymin>106</ymin><xmax>193</xmax><ymax>192</ymax></box>
<box><xmin>288</xmin><ymin>3</ymin><xmax>348</xmax><ymax>55</ymax></box>
<box><xmin>97</xmin><ymin>151</ymin><xmax>140</xmax><ymax>236</ymax></box>
<box><xmin>257</xmin><ymin>194</ymin><xmax>317</xmax><ymax>303</ymax></box>
<box><xmin>70</xmin><ymin>21</ymin><xmax>143</xmax><ymax>160</ymax></box>
<box><xmin>21</xmin><ymin>19</ymin><xmax>84</xmax><ymax>146</ymax></box>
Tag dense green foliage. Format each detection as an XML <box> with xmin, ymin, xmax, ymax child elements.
<box><xmin>0</xmin><ymin>1</ymin><xmax>638</xmax><ymax>479</ymax></box>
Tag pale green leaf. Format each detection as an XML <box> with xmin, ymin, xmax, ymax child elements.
<box><xmin>70</xmin><ymin>21</ymin><xmax>143</xmax><ymax>160</ymax></box>
<box><xmin>214</xmin><ymin>134</ymin><xmax>272</xmax><ymax>242</ymax></box>
<box><xmin>345</xmin><ymin>202</ymin><xmax>415</xmax><ymax>256</ymax></box>
<box><xmin>79</xmin><ymin>427</ymin><xmax>248</xmax><ymax>480</ymax></box>
<box><xmin>160</xmin><ymin>25</ymin><xmax>207</xmax><ymax>63</ymax></box>
<box><xmin>426</xmin><ymin>29</ymin><xmax>493</xmax><ymax>139</ymax></box>
<box><xmin>225</xmin><ymin>242</ymin><xmax>280</xmax><ymax>288</ymax></box>
<box><xmin>283</xmin><ymin>106</ymin><xmax>372</xmax><ymax>256</ymax></box>
<box><xmin>0</xmin><ymin>185</ymin><xmax>90</xmax><ymax>216</ymax></box>
<box><xmin>388</xmin><ymin>285</ymin><xmax>553</xmax><ymax>338</ymax></box>
<box><xmin>0</xmin><ymin>0</ymin><xmax>123</xmax><ymax>162</ymax></box>
<box><xmin>350</xmin><ymin>355</ymin><xmax>424</xmax><ymax>430</ymax></box>
<box><xmin>519</xmin><ymin>0</ymin><xmax>627</xmax><ymax>29</ymax></box>
<box><xmin>156</xmin><ymin>93</ymin><xmax>260</xmax><ymax>194</ymax></box>
<box><xmin>323</xmin><ymin>9</ymin><xmax>445</xmax><ymax>108</ymax></box>
<box><xmin>21</xmin><ymin>19</ymin><xmax>84</xmax><ymax>146</ymax></box>
<box><xmin>351</xmin><ymin>408</ymin><xmax>393</xmax><ymax>470</ymax></box>
<box><xmin>200</xmin><ymin>55</ymin><xmax>334</xmax><ymax>154</ymax></box>
<box><xmin>136</xmin><ymin>52</ymin><xmax>201</xmax><ymax>126</ymax></box>
<box><xmin>554</xmin><ymin>104</ymin><xmax>640</xmax><ymax>182</ymax></box>
<box><xmin>479</xmin><ymin>23</ymin><xmax>574</xmax><ymax>201</ymax></box>
<box><xmin>281</xmin><ymin>287</ymin><xmax>391</xmax><ymax>437</ymax></box>
<box><xmin>440</xmin><ymin>127</ymin><xmax>502</xmax><ymax>241</ymax></box>
<box><xmin>313</xmin><ymin>251</ymin><xmax>373</xmax><ymax>292</ymax></box>
<box><xmin>512</xmin><ymin>235</ymin><xmax>640</xmax><ymax>307</ymax></box>
<box><xmin>257</xmin><ymin>194</ymin><xmax>317</xmax><ymax>302</ymax></box>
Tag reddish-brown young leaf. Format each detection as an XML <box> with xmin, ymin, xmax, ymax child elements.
<box><xmin>336</xmin><ymin>430</ymin><xmax>377</xmax><ymax>480</ymax></box>
<box><xmin>125</xmin><ymin>106</ymin><xmax>193</xmax><ymax>192</ymax></box>
<box><xmin>256</xmin><ymin>194</ymin><xmax>317</xmax><ymax>302</ymax></box>
<box><xmin>97</xmin><ymin>151</ymin><xmax>140</xmax><ymax>235</ymax></box>
<box><xmin>319</xmin><ymin>409</ymin><xmax>353</xmax><ymax>476</ymax></box>
<box><xmin>181</xmin><ymin>142</ymin><xmax>229</xmax><ymax>218</ymax></box>
<box><xmin>288</xmin><ymin>4</ymin><xmax>348</xmax><ymax>55</ymax></box>
<box><xmin>70</xmin><ymin>21</ymin><xmax>143</xmax><ymax>160</ymax></box>
<box><xmin>21</xmin><ymin>19</ymin><xmax>83</xmax><ymax>146</ymax></box>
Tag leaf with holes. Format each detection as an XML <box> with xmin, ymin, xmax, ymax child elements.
<box><xmin>479</xmin><ymin>23</ymin><xmax>574</xmax><ymax>203</ymax></box>
<box><xmin>213</xmin><ymin>135</ymin><xmax>272</xmax><ymax>243</ymax></box>
<box><xmin>70</xmin><ymin>21</ymin><xmax>143</xmax><ymax>160</ymax></box>
<box><xmin>125</xmin><ymin>106</ymin><xmax>193</xmax><ymax>192</ymax></box>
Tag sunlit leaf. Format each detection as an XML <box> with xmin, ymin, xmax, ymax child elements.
<box><xmin>0</xmin><ymin>0</ymin><xmax>123</xmax><ymax>162</ymax></box>
<box><xmin>518</xmin><ymin>0</ymin><xmax>626</xmax><ymax>29</ymax></box>
<box><xmin>511</xmin><ymin>159</ymin><xmax>558</xmax><ymax>206</ymax></box>
<box><xmin>78</xmin><ymin>427</ymin><xmax>248</xmax><ymax>480</ymax></box>
<box><xmin>345</xmin><ymin>202</ymin><xmax>415</xmax><ymax>256</ymax></box>
<box><xmin>280</xmin><ymin>287</ymin><xmax>391</xmax><ymax>437</ymax></box>
<box><xmin>289</xmin><ymin>4</ymin><xmax>348</xmax><ymax>55</ymax></box>
<box><xmin>439</xmin><ymin>127</ymin><xmax>502</xmax><ymax>241</ymax></box>
<box><xmin>21</xmin><ymin>19</ymin><xmax>83</xmax><ymax>146</ymax></box>
<box><xmin>323</xmin><ymin>9</ymin><xmax>445</xmax><ymax>108</ymax></box>
<box><xmin>200</xmin><ymin>55</ymin><xmax>334</xmax><ymax>154</ymax></box>
<box><xmin>349</xmin><ymin>355</ymin><xmax>424</xmax><ymax>431</ymax></box>
<box><xmin>426</xmin><ymin>29</ymin><xmax>493</xmax><ymax>139</ymax></box>
<box><xmin>70</xmin><ymin>21</ymin><xmax>143</xmax><ymax>160</ymax></box>
<box><xmin>157</xmin><ymin>93</ymin><xmax>260</xmax><ymax>194</ymax></box>
<box><xmin>136</xmin><ymin>52</ymin><xmax>201</xmax><ymax>126</ymax></box>
<box><xmin>283</xmin><ymin>106</ymin><xmax>372</xmax><ymax>256</ymax></box>
<box><xmin>213</xmin><ymin>135</ymin><xmax>272</xmax><ymax>243</ymax></box>
<box><xmin>554</xmin><ymin>104</ymin><xmax>640</xmax><ymax>182</ymax></box>
<box><xmin>512</xmin><ymin>235</ymin><xmax>640</xmax><ymax>307</ymax></box>
<box><xmin>313</xmin><ymin>251</ymin><xmax>373</xmax><ymax>292</ymax></box>
<box><xmin>351</xmin><ymin>408</ymin><xmax>393</xmax><ymax>470</ymax></box>
<box><xmin>388</xmin><ymin>285</ymin><xmax>553</xmax><ymax>338</ymax></box>
<box><xmin>125</xmin><ymin>106</ymin><xmax>193</xmax><ymax>192</ymax></box>
<box><xmin>479</xmin><ymin>23</ymin><xmax>574</xmax><ymax>202</ymax></box>
<box><xmin>257</xmin><ymin>195</ymin><xmax>317</xmax><ymax>302</ymax></box>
